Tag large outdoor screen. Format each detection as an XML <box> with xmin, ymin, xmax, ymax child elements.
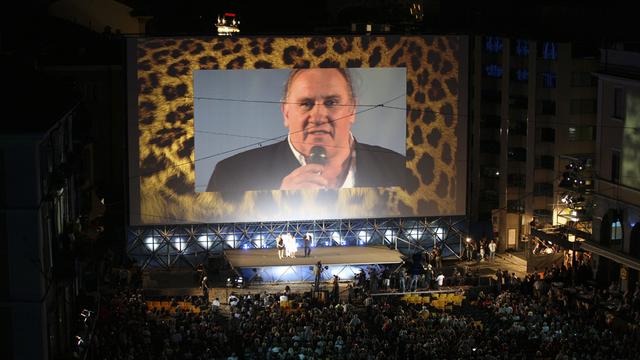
<box><xmin>127</xmin><ymin>36</ymin><xmax>468</xmax><ymax>225</ymax></box>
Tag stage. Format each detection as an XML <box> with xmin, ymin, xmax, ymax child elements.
<box><xmin>224</xmin><ymin>245</ymin><xmax>404</xmax><ymax>283</ymax></box>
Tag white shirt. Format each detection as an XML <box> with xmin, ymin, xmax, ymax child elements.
<box><xmin>436</xmin><ymin>274</ymin><xmax>445</xmax><ymax>286</ymax></box>
<box><xmin>287</xmin><ymin>135</ymin><xmax>356</xmax><ymax>188</ymax></box>
<box><xmin>489</xmin><ymin>242</ymin><xmax>497</xmax><ymax>252</ymax></box>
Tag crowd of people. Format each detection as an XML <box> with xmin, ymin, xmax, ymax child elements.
<box><xmin>83</xmin><ymin>255</ymin><xmax>640</xmax><ymax>360</ymax></box>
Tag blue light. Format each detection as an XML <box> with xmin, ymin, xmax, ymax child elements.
<box><xmin>242</xmin><ymin>244</ymin><xmax>249</xmax><ymax>250</ymax></box>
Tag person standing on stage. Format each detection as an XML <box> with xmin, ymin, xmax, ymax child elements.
<box><xmin>303</xmin><ymin>234</ymin><xmax>312</xmax><ymax>257</ymax></box>
<box><xmin>488</xmin><ymin>239</ymin><xmax>497</xmax><ymax>262</ymax></box>
<box><xmin>201</xmin><ymin>276</ymin><xmax>209</xmax><ymax>300</ymax></box>
<box><xmin>314</xmin><ymin>261</ymin><xmax>324</xmax><ymax>292</ymax></box>
<box><xmin>277</xmin><ymin>235</ymin><xmax>285</xmax><ymax>259</ymax></box>
<box><xmin>332</xmin><ymin>275</ymin><xmax>340</xmax><ymax>303</ymax></box>
<box><xmin>286</xmin><ymin>233</ymin><xmax>298</xmax><ymax>258</ymax></box>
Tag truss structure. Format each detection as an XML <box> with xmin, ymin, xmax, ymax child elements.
<box><xmin>127</xmin><ymin>216</ymin><xmax>467</xmax><ymax>269</ymax></box>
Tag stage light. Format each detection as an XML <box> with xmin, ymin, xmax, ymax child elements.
<box><xmin>465</xmin><ymin>237</ymin><xmax>472</xmax><ymax>243</ymax></box>
<box><xmin>242</xmin><ymin>244</ymin><xmax>249</xmax><ymax>250</ymax></box>
<box><xmin>144</xmin><ymin>237</ymin><xmax>159</xmax><ymax>251</ymax></box>
<box><xmin>198</xmin><ymin>235</ymin><xmax>212</xmax><ymax>249</ymax></box>
<box><xmin>172</xmin><ymin>237</ymin><xmax>186</xmax><ymax>252</ymax></box>
<box><xmin>226</xmin><ymin>278</ymin><xmax>232</xmax><ymax>287</ymax></box>
<box><xmin>331</xmin><ymin>232</ymin><xmax>341</xmax><ymax>245</ymax></box>
<box><xmin>357</xmin><ymin>230</ymin><xmax>369</xmax><ymax>245</ymax></box>
<box><xmin>384</xmin><ymin>229</ymin><xmax>395</xmax><ymax>240</ymax></box>
<box><xmin>226</xmin><ymin>234</ymin><xmax>236</xmax><ymax>248</ymax></box>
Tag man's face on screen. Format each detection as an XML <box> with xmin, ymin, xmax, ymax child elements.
<box><xmin>282</xmin><ymin>69</ymin><xmax>355</xmax><ymax>159</ymax></box>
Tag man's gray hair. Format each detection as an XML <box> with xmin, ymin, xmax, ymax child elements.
<box><xmin>282</xmin><ymin>68</ymin><xmax>356</xmax><ymax>103</ymax></box>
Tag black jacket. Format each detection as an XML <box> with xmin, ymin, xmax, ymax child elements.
<box><xmin>206</xmin><ymin>139</ymin><xmax>405</xmax><ymax>192</ymax></box>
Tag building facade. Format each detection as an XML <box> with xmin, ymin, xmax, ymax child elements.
<box><xmin>469</xmin><ymin>36</ymin><xmax>598</xmax><ymax>252</ymax></box>
<box><xmin>587</xmin><ymin>44</ymin><xmax>640</xmax><ymax>291</ymax></box>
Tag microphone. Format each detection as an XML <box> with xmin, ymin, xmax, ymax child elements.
<box><xmin>308</xmin><ymin>146</ymin><xmax>327</xmax><ymax>165</ymax></box>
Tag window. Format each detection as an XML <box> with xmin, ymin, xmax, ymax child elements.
<box><xmin>481</xmin><ymin>89</ymin><xmax>502</xmax><ymax>103</ymax></box>
<box><xmin>541</xmin><ymin>72</ymin><xmax>557</xmax><ymax>88</ymax></box>
<box><xmin>485</xmin><ymin>64</ymin><xmax>503</xmax><ymax>78</ymax></box>
<box><xmin>509</xmin><ymin>95</ymin><xmax>528</xmax><ymax>109</ymax></box>
<box><xmin>534</xmin><ymin>182</ymin><xmax>554</xmax><ymax>197</ymax></box>
<box><xmin>535</xmin><ymin>155</ymin><xmax>554</xmax><ymax>170</ymax></box>
<box><xmin>485</xmin><ymin>36</ymin><xmax>503</xmax><ymax>53</ymax></box>
<box><xmin>481</xmin><ymin>115</ymin><xmax>501</xmax><ymax>129</ymax></box>
<box><xmin>480</xmin><ymin>140</ymin><xmax>500</xmax><ymax>154</ymax></box>
<box><xmin>612</xmin><ymin>150</ymin><xmax>621</xmax><ymax>183</ymax></box>
<box><xmin>614</xmin><ymin>87</ymin><xmax>625</xmax><ymax>119</ymax></box>
<box><xmin>570</xmin><ymin>99</ymin><xmax>597</xmax><ymax>114</ymax></box>
<box><xmin>508</xmin><ymin>147</ymin><xmax>527</xmax><ymax>161</ymax></box>
<box><xmin>507</xmin><ymin>200</ymin><xmax>524</xmax><ymax>213</ymax></box>
<box><xmin>571</xmin><ymin>72</ymin><xmax>596</xmax><ymax>87</ymax></box>
<box><xmin>515</xmin><ymin>39</ymin><xmax>529</xmax><ymax>56</ymax></box>
<box><xmin>568</xmin><ymin>126</ymin><xmax>595</xmax><ymax>142</ymax></box>
<box><xmin>512</xmin><ymin>68</ymin><xmax>529</xmax><ymax>82</ymax></box>
<box><xmin>536</xmin><ymin>127</ymin><xmax>556</xmax><ymax>143</ymax></box>
<box><xmin>508</xmin><ymin>173</ymin><xmax>526</xmax><ymax>188</ymax></box>
<box><xmin>509</xmin><ymin>121</ymin><xmax>527</xmax><ymax>136</ymax></box>
<box><xmin>537</xmin><ymin>100</ymin><xmax>556</xmax><ymax>115</ymax></box>
<box><xmin>611</xmin><ymin>219</ymin><xmax>623</xmax><ymax>242</ymax></box>
<box><xmin>533</xmin><ymin>209</ymin><xmax>553</xmax><ymax>219</ymax></box>
<box><xmin>541</xmin><ymin>42</ymin><xmax>558</xmax><ymax>60</ymax></box>
<box><xmin>480</xmin><ymin>190</ymin><xmax>499</xmax><ymax>202</ymax></box>
<box><xmin>481</xmin><ymin>166</ymin><xmax>500</xmax><ymax>178</ymax></box>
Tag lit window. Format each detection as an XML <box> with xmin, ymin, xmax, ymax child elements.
<box><xmin>543</xmin><ymin>42</ymin><xmax>558</xmax><ymax>60</ymax></box>
<box><xmin>542</xmin><ymin>72</ymin><xmax>556</xmax><ymax>88</ymax></box>
<box><xmin>516</xmin><ymin>68</ymin><xmax>528</xmax><ymax>81</ymax></box>
<box><xmin>611</xmin><ymin>220</ymin><xmax>623</xmax><ymax>241</ymax></box>
<box><xmin>516</xmin><ymin>39</ymin><xmax>529</xmax><ymax>56</ymax></box>
<box><xmin>485</xmin><ymin>36</ymin><xmax>503</xmax><ymax>53</ymax></box>
<box><xmin>485</xmin><ymin>64</ymin><xmax>503</xmax><ymax>78</ymax></box>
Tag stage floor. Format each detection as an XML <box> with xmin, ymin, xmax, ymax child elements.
<box><xmin>224</xmin><ymin>245</ymin><xmax>404</xmax><ymax>268</ymax></box>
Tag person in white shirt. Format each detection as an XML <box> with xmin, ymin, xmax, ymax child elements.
<box><xmin>211</xmin><ymin>297</ymin><xmax>221</xmax><ymax>312</ymax></box>
<box><xmin>435</xmin><ymin>273</ymin><xmax>445</xmax><ymax>289</ymax></box>
<box><xmin>488</xmin><ymin>240</ymin><xmax>497</xmax><ymax>262</ymax></box>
